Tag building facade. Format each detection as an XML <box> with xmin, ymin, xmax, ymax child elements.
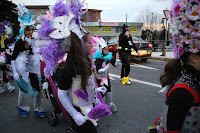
<box><xmin>82</xmin><ymin>22</ymin><xmax>143</xmax><ymax>41</ymax></box>
<box><xmin>81</xmin><ymin>9</ymin><xmax>102</xmax><ymax>22</ymax></box>
<box><xmin>26</xmin><ymin>5</ymin><xmax>49</xmax><ymax>24</ymax></box>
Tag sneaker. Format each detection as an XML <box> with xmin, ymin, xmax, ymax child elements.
<box><xmin>17</xmin><ymin>107</ymin><xmax>28</xmax><ymax>117</ymax></box>
<box><xmin>109</xmin><ymin>102</ymin><xmax>117</xmax><ymax>113</ymax></box>
<box><xmin>34</xmin><ymin>111</ymin><xmax>47</xmax><ymax>118</ymax></box>
<box><xmin>126</xmin><ymin>80</ymin><xmax>131</xmax><ymax>85</ymax></box>
<box><xmin>0</xmin><ymin>87</ymin><xmax>5</xmax><ymax>93</ymax></box>
<box><xmin>8</xmin><ymin>86</ymin><xmax>15</xmax><ymax>93</ymax></box>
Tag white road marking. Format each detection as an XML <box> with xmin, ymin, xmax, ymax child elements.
<box><xmin>109</xmin><ymin>73</ymin><xmax>162</xmax><ymax>88</ymax></box>
<box><xmin>130</xmin><ymin>63</ymin><xmax>159</xmax><ymax>70</ymax></box>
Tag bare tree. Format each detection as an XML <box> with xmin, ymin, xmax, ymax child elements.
<box><xmin>136</xmin><ymin>7</ymin><xmax>162</xmax><ymax>31</ymax></box>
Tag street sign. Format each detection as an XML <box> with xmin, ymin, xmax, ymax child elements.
<box><xmin>163</xmin><ymin>10</ymin><xmax>170</xmax><ymax>20</ymax></box>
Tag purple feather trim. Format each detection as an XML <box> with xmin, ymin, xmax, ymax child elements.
<box><xmin>73</xmin><ymin>89</ymin><xmax>89</xmax><ymax>101</ymax></box>
<box><xmin>87</xmin><ymin>104</ymin><xmax>112</xmax><ymax>120</ymax></box>
<box><xmin>53</xmin><ymin>0</ymin><xmax>69</xmax><ymax>18</ymax></box>
<box><xmin>38</xmin><ymin>17</ymin><xmax>55</xmax><ymax>38</ymax></box>
<box><xmin>97</xmin><ymin>93</ymin><xmax>104</xmax><ymax>104</ymax></box>
<box><xmin>39</xmin><ymin>40</ymin><xmax>64</xmax><ymax>77</ymax></box>
<box><xmin>70</xmin><ymin>0</ymin><xmax>85</xmax><ymax>24</ymax></box>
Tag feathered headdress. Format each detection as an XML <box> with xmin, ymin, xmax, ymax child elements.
<box><xmin>38</xmin><ymin>0</ymin><xmax>88</xmax><ymax>77</ymax></box>
<box><xmin>16</xmin><ymin>4</ymin><xmax>36</xmax><ymax>39</ymax></box>
<box><xmin>0</xmin><ymin>21</ymin><xmax>13</xmax><ymax>36</ymax></box>
<box><xmin>92</xmin><ymin>35</ymin><xmax>107</xmax><ymax>52</ymax></box>
<box><xmin>170</xmin><ymin>0</ymin><xmax>200</xmax><ymax>59</ymax></box>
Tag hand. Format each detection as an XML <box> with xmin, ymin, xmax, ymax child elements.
<box><xmin>137</xmin><ymin>51</ymin><xmax>140</xmax><ymax>56</ymax></box>
<box><xmin>98</xmin><ymin>64</ymin><xmax>110</xmax><ymax>74</ymax></box>
<box><xmin>42</xmin><ymin>82</ymin><xmax>48</xmax><ymax>90</ymax></box>
<box><xmin>115</xmin><ymin>59</ymin><xmax>121</xmax><ymax>67</ymax></box>
<box><xmin>95</xmin><ymin>86</ymin><xmax>107</xmax><ymax>94</ymax></box>
<box><xmin>72</xmin><ymin>112</ymin><xmax>86</xmax><ymax>126</ymax></box>
<box><xmin>13</xmin><ymin>73</ymin><xmax>19</xmax><ymax>81</ymax></box>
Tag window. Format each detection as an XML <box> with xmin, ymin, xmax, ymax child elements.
<box><xmin>116</xmin><ymin>27</ymin><xmax>123</xmax><ymax>33</ymax></box>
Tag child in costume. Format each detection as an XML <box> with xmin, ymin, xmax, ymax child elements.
<box><xmin>93</xmin><ymin>36</ymin><xmax>121</xmax><ymax>112</ymax></box>
<box><xmin>11</xmin><ymin>4</ymin><xmax>46</xmax><ymax>117</ymax></box>
<box><xmin>0</xmin><ymin>49</ymin><xmax>15</xmax><ymax>93</ymax></box>
<box><xmin>38</xmin><ymin>0</ymin><xmax>111</xmax><ymax>132</ymax></box>
<box><xmin>0</xmin><ymin>21</ymin><xmax>15</xmax><ymax>93</ymax></box>
<box><xmin>150</xmin><ymin>0</ymin><xmax>200</xmax><ymax>132</ymax></box>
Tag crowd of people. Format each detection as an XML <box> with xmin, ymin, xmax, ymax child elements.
<box><xmin>0</xmin><ymin>0</ymin><xmax>199</xmax><ymax>132</ymax></box>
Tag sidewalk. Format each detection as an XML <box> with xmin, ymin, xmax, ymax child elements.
<box><xmin>151</xmin><ymin>51</ymin><xmax>174</xmax><ymax>61</ymax></box>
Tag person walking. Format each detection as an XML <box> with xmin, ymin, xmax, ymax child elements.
<box><xmin>11</xmin><ymin>4</ymin><xmax>46</xmax><ymax>117</ymax></box>
<box><xmin>93</xmin><ymin>36</ymin><xmax>120</xmax><ymax>112</ymax></box>
<box><xmin>159</xmin><ymin>26</ymin><xmax>166</xmax><ymax>56</ymax></box>
<box><xmin>38</xmin><ymin>1</ymin><xmax>111</xmax><ymax>132</ymax></box>
<box><xmin>118</xmin><ymin>24</ymin><xmax>140</xmax><ymax>85</ymax></box>
<box><xmin>151</xmin><ymin>0</ymin><xmax>200</xmax><ymax>132</ymax></box>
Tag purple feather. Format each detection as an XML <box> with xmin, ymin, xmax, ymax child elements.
<box><xmin>70</xmin><ymin>0</ymin><xmax>85</xmax><ymax>24</ymax></box>
<box><xmin>96</xmin><ymin>93</ymin><xmax>104</xmax><ymax>104</ymax></box>
<box><xmin>73</xmin><ymin>89</ymin><xmax>89</xmax><ymax>101</ymax></box>
<box><xmin>38</xmin><ymin>17</ymin><xmax>55</xmax><ymax>38</ymax></box>
<box><xmin>87</xmin><ymin>104</ymin><xmax>112</xmax><ymax>120</ymax></box>
<box><xmin>39</xmin><ymin>40</ymin><xmax>64</xmax><ymax>77</ymax></box>
<box><xmin>53</xmin><ymin>0</ymin><xmax>69</xmax><ymax>18</ymax></box>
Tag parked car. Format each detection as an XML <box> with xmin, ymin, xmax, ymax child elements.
<box><xmin>108</xmin><ymin>36</ymin><xmax>152</xmax><ymax>61</ymax></box>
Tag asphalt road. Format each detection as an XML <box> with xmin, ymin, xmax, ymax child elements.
<box><xmin>0</xmin><ymin>59</ymin><xmax>167</xmax><ymax>133</ymax></box>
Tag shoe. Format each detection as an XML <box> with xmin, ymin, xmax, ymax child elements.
<box><xmin>126</xmin><ymin>80</ymin><xmax>131</xmax><ymax>85</ymax></box>
<box><xmin>109</xmin><ymin>102</ymin><xmax>117</xmax><ymax>113</ymax></box>
<box><xmin>17</xmin><ymin>107</ymin><xmax>28</xmax><ymax>117</ymax></box>
<box><xmin>0</xmin><ymin>87</ymin><xmax>5</xmax><ymax>93</ymax></box>
<box><xmin>160</xmin><ymin>54</ymin><xmax>164</xmax><ymax>56</ymax></box>
<box><xmin>8</xmin><ymin>86</ymin><xmax>15</xmax><ymax>93</ymax></box>
<box><xmin>34</xmin><ymin>111</ymin><xmax>47</xmax><ymax>118</ymax></box>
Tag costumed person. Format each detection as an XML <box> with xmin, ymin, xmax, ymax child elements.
<box><xmin>0</xmin><ymin>21</ymin><xmax>15</xmax><ymax>93</ymax></box>
<box><xmin>11</xmin><ymin>4</ymin><xmax>46</xmax><ymax>117</ymax></box>
<box><xmin>118</xmin><ymin>24</ymin><xmax>140</xmax><ymax>85</ymax></box>
<box><xmin>0</xmin><ymin>48</ymin><xmax>15</xmax><ymax>93</ymax></box>
<box><xmin>38</xmin><ymin>0</ymin><xmax>112</xmax><ymax>132</ymax></box>
<box><xmin>149</xmin><ymin>0</ymin><xmax>200</xmax><ymax>132</ymax></box>
<box><xmin>93</xmin><ymin>36</ymin><xmax>121</xmax><ymax>112</ymax></box>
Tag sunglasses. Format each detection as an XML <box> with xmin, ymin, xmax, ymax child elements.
<box><xmin>27</xmin><ymin>28</ymin><xmax>35</xmax><ymax>31</ymax></box>
<box><xmin>104</xmin><ymin>48</ymin><xmax>109</xmax><ymax>51</ymax></box>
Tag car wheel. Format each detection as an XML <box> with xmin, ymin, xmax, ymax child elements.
<box><xmin>141</xmin><ymin>58</ymin><xmax>148</xmax><ymax>61</ymax></box>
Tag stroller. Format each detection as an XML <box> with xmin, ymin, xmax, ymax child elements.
<box><xmin>41</xmin><ymin>61</ymin><xmax>75</xmax><ymax>133</ymax></box>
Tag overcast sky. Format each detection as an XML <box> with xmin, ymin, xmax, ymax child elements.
<box><xmin>11</xmin><ymin>0</ymin><xmax>173</xmax><ymax>22</ymax></box>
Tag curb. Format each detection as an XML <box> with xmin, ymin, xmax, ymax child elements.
<box><xmin>150</xmin><ymin>57</ymin><xmax>174</xmax><ymax>61</ymax></box>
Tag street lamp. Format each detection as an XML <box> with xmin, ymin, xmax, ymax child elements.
<box><xmin>163</xmin><ymin>9</ymin><xmax>170</xmax><ymax>56</ymax></box>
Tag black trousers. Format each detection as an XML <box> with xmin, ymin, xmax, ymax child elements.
<box><xmin>120</xmin><ymin>52</ymin><xmax>130</xmax><ymax>78</ymax></box>
<box><xmin>0</xmin><ymin>65</ymin><xmax>9</xmax><ymax>83</ymax></box>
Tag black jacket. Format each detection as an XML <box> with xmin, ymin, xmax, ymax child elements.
<box><xmin>159</xmin><ymin>29</ymin><xmax>166</xmax><ymax>41</ymax></box>
<box><xmin>119</xmin><ymin>25</ymin><xmax>138</xmax><ymax>55</ymax></box>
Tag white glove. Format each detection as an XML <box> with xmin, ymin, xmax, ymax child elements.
<box><xmin>11</xmin><ymin>61</ymin><xmax>19</xmax><ymax>81</ymax></box>
<box><xmin>42</xmin><ymin>82</ymin><xmax>48</xmax><ymax>90</ymax></box>
<box><xmin>13</xmin><ymin>73</ymin><xmax>20</xmax><ymax>81</ymax></box>
<box><xmin>115</xmin><ymin>59</ymin><xmax>121</xmax><ymax>67</ymax></box>
<box><xmin>72</xmin><ymin>112</ymin><xmax>86</xmax><ymax>126</ymax></box>
<box><xmin>98</xmin><ymin>64</ymin><xmax>110</xmax><ymax>74</ymax></box>
<box><xmin>95</xmin><ymin>86</ymin><xmax>107</xmax><ymax>94</ymax></box>
<box><xmin>58</xmin><ymin>89</ymin><xmax>86</xmax><ymax>126</ymax></box>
